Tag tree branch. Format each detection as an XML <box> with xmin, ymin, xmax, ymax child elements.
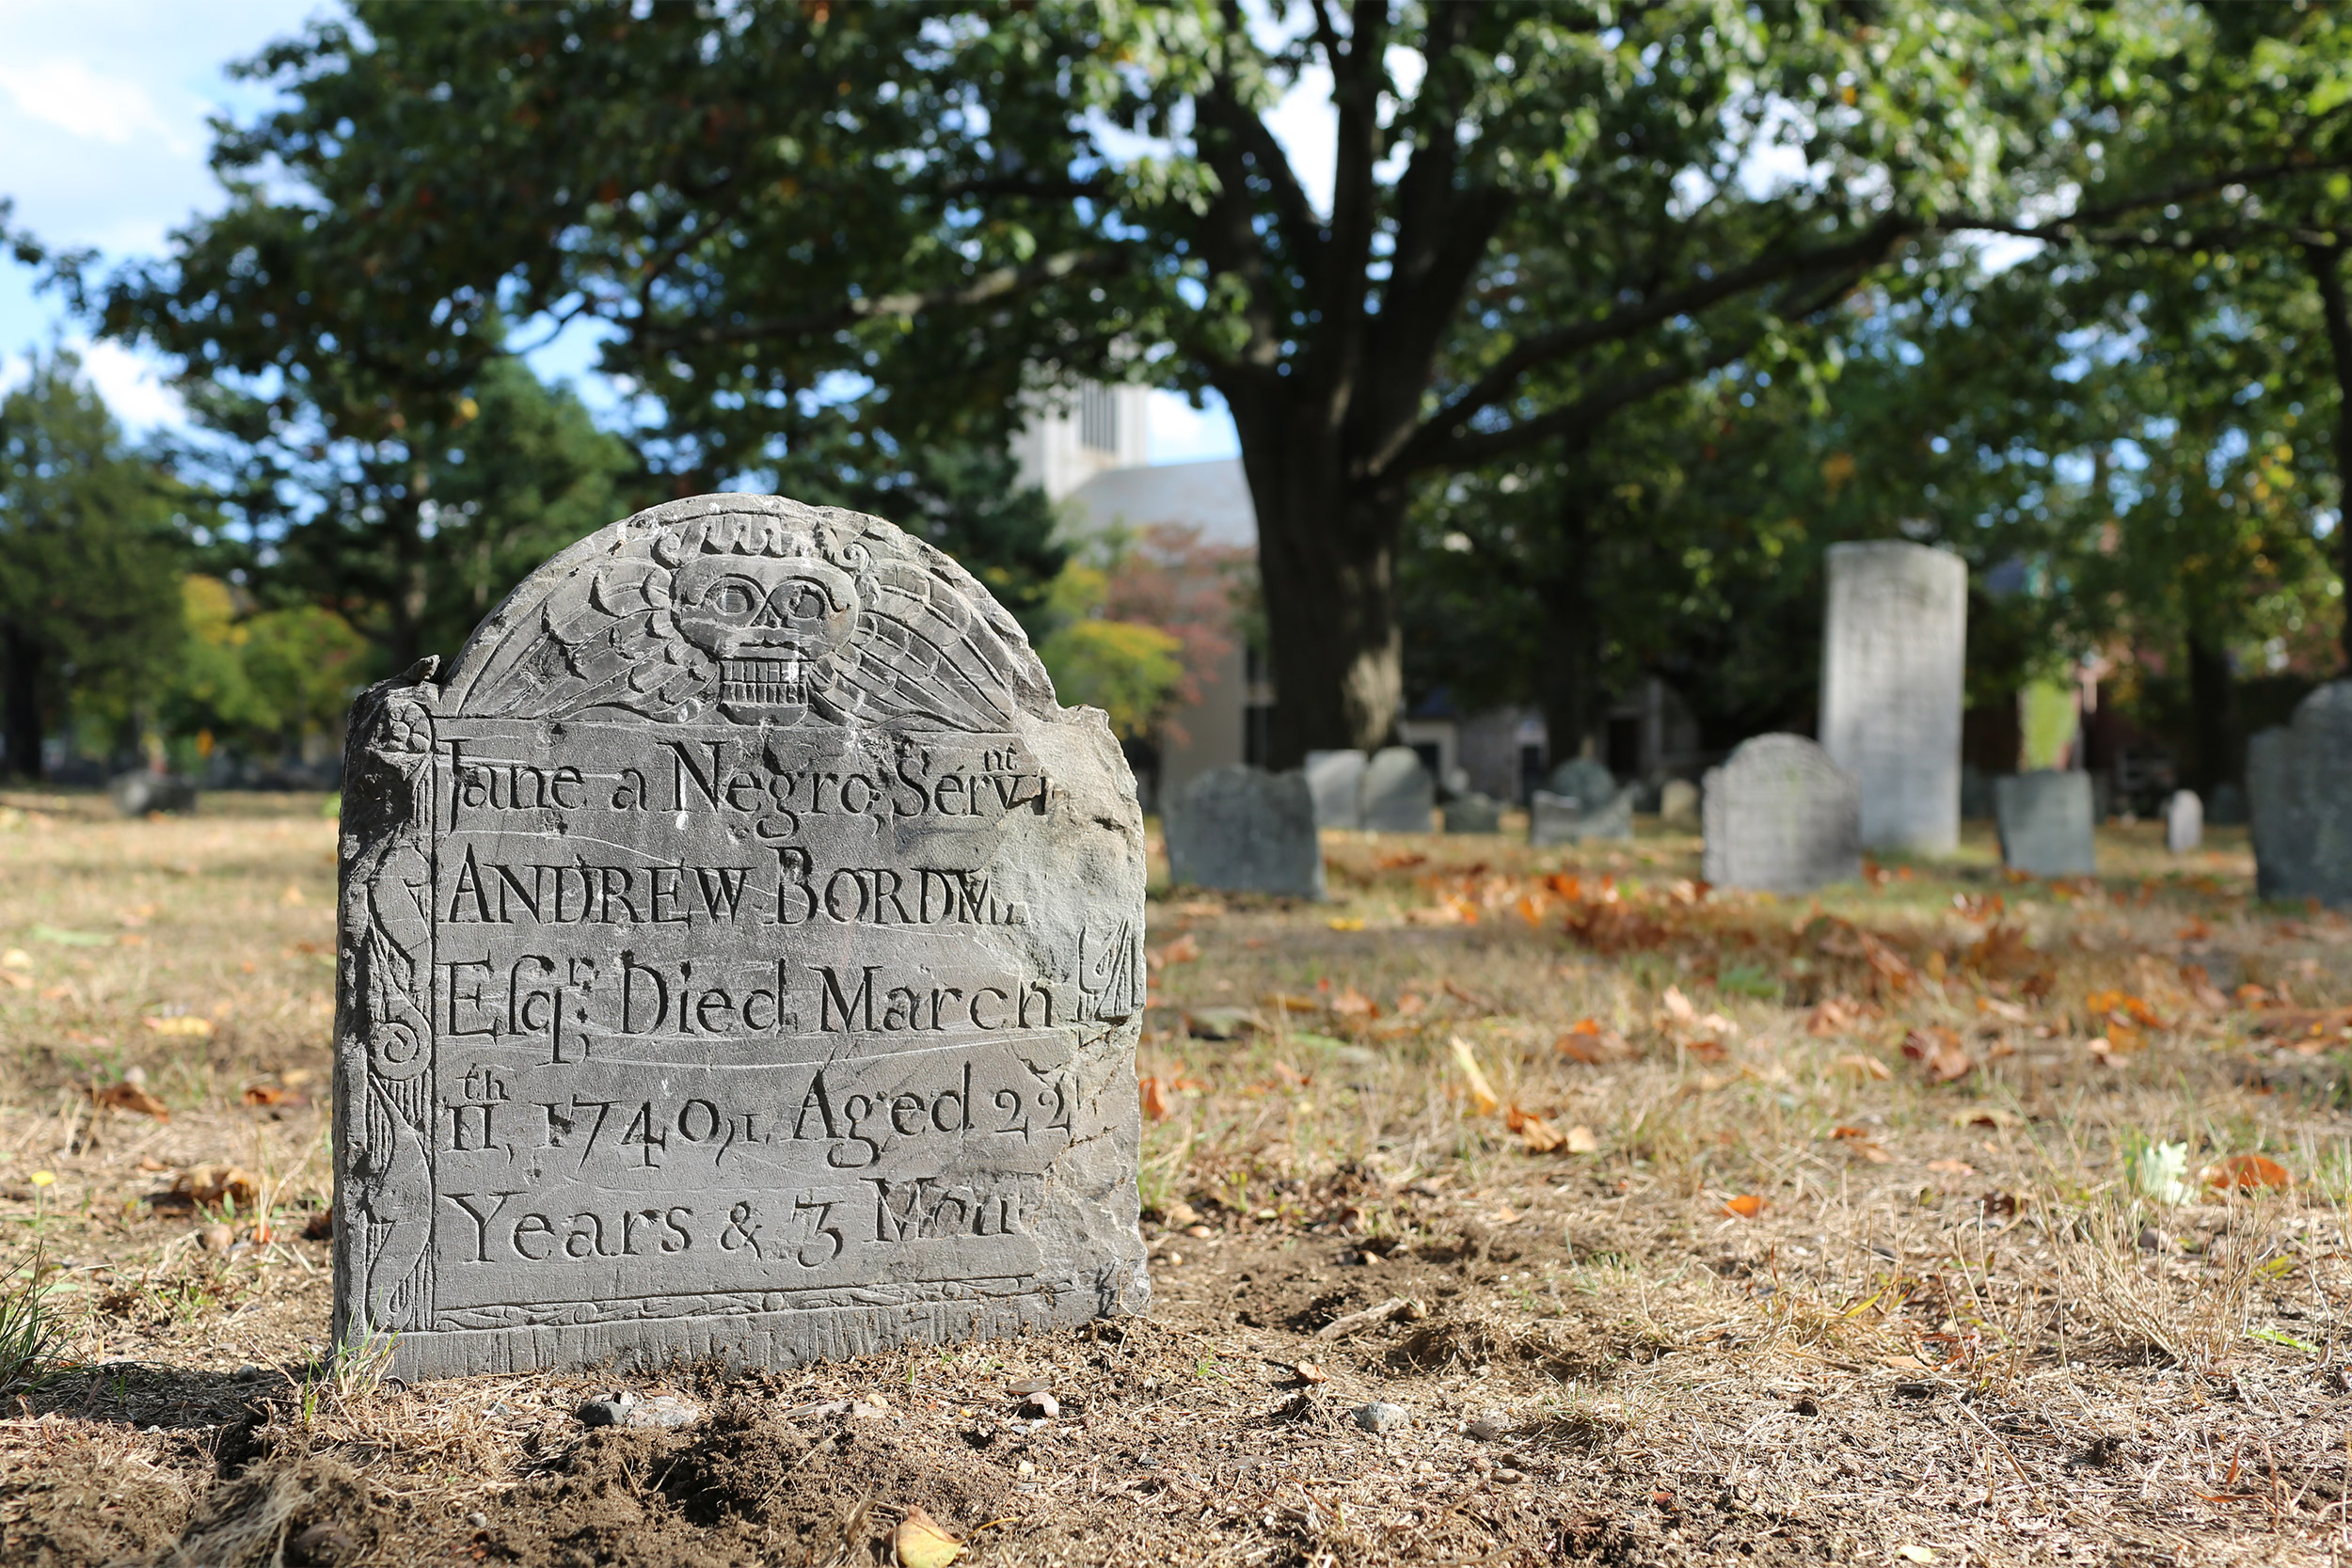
<box><xmin>628</xmin><ymin>249</ymin><xmax>1123</xmax><ymax>348</ymax></box>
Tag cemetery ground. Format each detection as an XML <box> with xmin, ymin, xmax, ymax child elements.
<box><xmin>1</xmin><ymin>795</ymin><xmax>2349</xmax><ymax>1568</ymax></box>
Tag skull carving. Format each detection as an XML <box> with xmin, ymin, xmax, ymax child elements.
<box><xmin>670</xmin><ymin>552</ymin><xmax>859</xmax><ymax>723</ymax></box>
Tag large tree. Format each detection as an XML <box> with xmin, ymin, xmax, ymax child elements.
<box><xmin>87</xmin><ymin>1</ymin><xmax>2352</xmax><ymax>762</ymax></box>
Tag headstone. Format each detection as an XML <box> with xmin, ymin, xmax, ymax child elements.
<box><xmin>1819</xmin><ymin>541</ymin><xmax>1966</xmax><ymax>853</ymax></box>
<box><xmin>1959</xmin><ymin>765</ymin><xmax>1993</xmax><ymax>821</ymax></box>
<box><xmin>333</xmin><ymin>495</ymin><xmax>1150</xmax><ymax>1381</ymax></box>
<box><xmin>2207</xmin><ymin>781</ymin><xmax>2248</xmax><ymax>827</ymax></box>
<box><xmin>1699</xmin><ymin>735</ymin><xmax>1859</xmax><ymax>895</ymax></box>
<box><xmin>2249</xmin><ymin>685</ymin><xmax>2352</xmax><ymax>905</ymax></box>
<box><xmin>1163</xmin><ymin>766</ymin><xmax>1324</xmax><ymax>897</ymax></box>
<box><xmin>1442</xmin><ymin>792</ymin><xmax>1502</xmax><ymax>834</ymax></box>
<box><xmin>1303</xmin><ymin>750</ymin><xmax>1367</xmax><ymax>830</ymax></box>
<box><xmin>2164</xmin><ymin>789</ymin><xmax>2202</xmax><ymax>855</ymax></box>
<box><xmin>110</xmin><ymin>771</ymin><xmax>198</xmax><ymax>816</ymax></box>
<box><xmin>2248</xmin><ymin>726</ymin><xmax>2301</xmax><ymax>899</ymax></box>
<box><xmin>1359</xmin><ymin>746</ymin><xmax>1434</xmax><ymax>832</ymax></box>
<box><xmin>1542</xmin><ymin>756</ymin><xmax>1617</xmax><ymax>807</ymax></box>
<box><xmin>1658</xmin><ymin>779</ymin><xmax>1700</xmax><ymax>829</ymax></box>
<box><xmin>1529</xmin><ymin>784</ymin><xmax>1635</xmax><ymax>847</ymax></box>
<box><xmin>1993</xmin><ymin>771</ymin><xmax>2096</xmax><ymax>877</ymax></box>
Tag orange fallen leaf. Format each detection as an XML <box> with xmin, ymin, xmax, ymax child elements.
<box><xmin>1505</xmin><ymin>1104</ymin><xmax>1566</xmax><ymax>1153</ymax></box>
<box><xmin>241</xmin><ymin>1084</ymin><xmax>300</xmax><ymax>1107</ymax></box>
<box><xmin>1829</xmin><ymin>1125</ymin><xmax>1871</xmax><ymax>1140</ymax></box>
<box><xmin>1139</xmin><ymin>1077</ymin><xmax>1172</xmax><ymax>1121</ymax></box>
<box><xmin>2202</xmin><ymin>1153</ymin><xmax>2292</xmax><ymax>1191</ymax></box>
<box><xmin>1722</xmin><ymin>1194</ymin><xmax>1765</xmax><ymax>1219</ymax></box>
<box><xmin>1448</xmin><ymin>1036</ymin><xmax>1500</xmax><ymax>1116</ymax></box>
<box><xmin>174</xmin><ymin>1164</ymin><xmax>261</xmax><ymax>1209</ymax></box>
<box><xmin>1263</xmin><ymin>992</ymin><xmax>1320</xmax><ymax>1014</ymax></box>
<box><xmin>92</xmin><ymin>1082</ymin><xmax>169</xmax><ymax>1119</ymax></box>
<box><xmin>1833</xmin><ymin>1053</ymin><xmax>1892</xmax><ymax>1082</ymax></box>
<box><xmin>895</xmin><ymin>1506</ymin><xmax>963</xmax><ymax>1568</ymax></box>
<box><xmin>1151</xmin><ymin>933</ymin><xmax>1200</xmax><ymax>968</ymax></box>
<box><xmin>1293</xmin><ymin>1360</ymin><xmax>1330</xmax><ymax>1384</ymax></box>
<box><xmin>1556</xmin><ymin>1020</ymin><xmax>1635</xmax><ymax>1065</ymax></box>
<box><xmin>1902</xmin><ymin>1027</ymin><xmax>1974</xmax><ymax>1084</ymax></box>
<box><xmin>1329</xmin><ymin>988</ymin><xmax>1377</xmax><ymax>1018</ymax></box>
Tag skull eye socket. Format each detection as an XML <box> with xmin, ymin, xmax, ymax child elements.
<box><xmin>707</xmin><ymin>580</ymin><xmax>760</xmax><ymax>617</ymax></box>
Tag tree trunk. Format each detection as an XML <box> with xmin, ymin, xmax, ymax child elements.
<box><xmin>0</xmin><ymin>622</ymin><xmax>42</xmax><ymax>782</ymax></box>
<box><xmin>1534</xmin><ymin>453</ymin><xmax>1600</xmax><ymax>769</ymax></box>
<box><xmin>2185</xmin><ymin>630</ymin><xmax>2236</xmax><ymax>795</ymax></box>
<box><xmin>2306</xmin><ymin>243</ymin><xmax>2352</xmax><ymax>673</ymax></box>
<box><xmin>1234</xmin><ymin>420</ymin><xmax>1406</xmax><ymax>768</ymax></box>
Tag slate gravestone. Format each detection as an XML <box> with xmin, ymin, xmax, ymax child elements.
<box><xmin>2165</xmin><ymin>790</ymin><xmax>2202</xmax><ymax>855</ymax></box>
<box><xmin>1303</xmin><ymin>750</ymin><xmax>1367</xmax><ymax>830</ymax></box>
<box><xmin>2249</xmin><ymin>684</ymin><xmax>2352</xmax><ymax>905</ymax></box>
<box><xmin>1994</xmin><ymin>771</ymin><xmax>2096</xmax><ymax>877</ymax></box>
<box><xmin>1699</xmin><ymin>736</ymin><xmax>1859</xmax><ymax>895</ymax></box>
<box><xmin>333</xmin><ymin>495</ymin><xmax>1150</xmax><ymax>1381</ymax></box>
<box><xmin>2248</xmin><ymin>726</ymin><xmax>2301</xmax><ymax>899</ymax></box>
<box><xmin>110</xmin><ymin>771</ymin><xmax>199</xmax><ymax>816</ymax></box>
<box><xmin>1162</xmin><ymin>766</ymin><xmax>1323</xmax><ymax>897</ymax></box>
<box><xmin>1543</xmin><ymin>757</ymin><xmax>1617</xmax><ymax>808</ymax></box>
<box><xmin>1658</xmin><ymin>779</ymin><xmax>1699</xmax><ymax>829</ymax></box>
<box><xmin>1529</xmin><ymin>785</ymin><xmax>1634</xmax><ymax>847</ymax></box>
<box><xmin>1820</xmin><ymin>542</ymin><xmax>1966</xmax><ymax>853</ymax></box>
<box><xmin>2208</xmin><ymin>782</ymin><xmax>2248</xmax><ymax>827</ymax></box>
<box><xmin>1443</xmin><ymin>793</ymin><xmax>1502</xmax><ymax>834</ymax></box>
<box><xmin>1359</xmin><ymin>746</ymin><xmax>1434</xmax><ymax>832</ymax></box>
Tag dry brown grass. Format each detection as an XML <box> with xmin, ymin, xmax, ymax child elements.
<box><xmin>3</xmin><ymin>789</ymin><xmax>2351</xmax><ymax>1565</ymax></box>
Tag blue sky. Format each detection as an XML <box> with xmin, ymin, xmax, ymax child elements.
<box><xmin>0</xmin><ymin>2</ymin><xmax>1243</xmax><ymax>463</ymax></box>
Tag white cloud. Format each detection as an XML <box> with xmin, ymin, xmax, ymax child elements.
<box><xmin>0</xmin><ymin>57</ymin><xmax>182</xmax><ymax>150</ymax></box>
<box><xmin>1148</xmin><ymin>388</ymin><xmax>1240</xmax><ymax>465</ymax></box>
<box><xmin>79</xmin><ymin>336</ymin><xmax>183</xmax><ymax>429</ymax></box>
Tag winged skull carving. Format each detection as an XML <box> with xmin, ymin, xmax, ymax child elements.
<box><xmin>453</xmin><ymin>499</ymin><xmax>1036</xmax><ymax>732</ymax></box>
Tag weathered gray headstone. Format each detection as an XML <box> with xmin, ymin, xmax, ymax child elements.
<box><xmin>1359</xmin><ymin>746</ymin><xmax>1434</xmax><ymax>832</ymax></box>
<box><xmin>1699</xmin><ymin>736</ymin><xmax>1859</xmax><ymax>895</ymax></box>
<box><xmin>2248</xmin><ymin>726</ymin><xmax>2301</xmax><ymax>899</ymax></box>
<box><xmin>1529</xmin><ymin>785</ymin><xmax>1635</xmax><ymax>847</ymax></box>
<box><xmin>2249</xmin><ymin>684</ymin><xmax>2352</xmax><ymax>905</ymax></box>
<box><xmin>1163</xmin><ymin>766</ymin><xmax>1324</xmax><ymax>897</ymax></box>
<box><xmin>1658</xmin><ymin>779</ymin><xmax>1700</xmax><ymax>828</ymax></box>
<box><xmin>1542</xmin><ymin>756</ymin><xmax>1617</xmax><ymax>808</ymax></box>
<box><xmin>1443</xmin><ymin>792</ymin><xmax>1502</xmax><ymax>834</ymax></box>
<box><xmin>2207</xmin><ymin>781</ymin><xmax>2248</xmax><ymax>827</ymax></box>
<box><xmin>2164</xmin><ymin>789</ymin><xmax>2202</xmax><ymax>855</ymax></box>
<box><xmin>1993</xmin><ymin>771</ymin><xmax>2096</xmax><ymax>877</ymax></box>
<box><xmin>110</xmin><ymin>771</ymin><xmax>198</xmax><ymax>816</ymax></box>
<box><xmin>1303</xmin><ymin>750</ymin><xmax>1367</xmax><ymax>830</ymax></box>
<box><xmin>1819</xmin><ymin>541</ymin><xmax>1966</xmax><ymax>853</ymax></box>
<box><xmin>333</xmin><ymin>495</ymin><xmax>1150</xmax><ymax>1381</ymax></box>
<box><xmin>1959</xmin><ymin>765</ymin><xmax>1993</xmax><ymax>821</ymax></box>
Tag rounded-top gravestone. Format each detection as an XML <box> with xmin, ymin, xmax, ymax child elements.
<box><xmin>1699</xmin><ymin>735</ymin><xmax>1859</xmax><ymax>894</ymax></box>
<box><xmin>1359</xmin><ymin>746</ymin><xmax>1435</xmax><ymax>832</ymax></box>
<box><xmin>333</xmin><ymin>495</ymin><xmax>1149</xmax><ymax>1380</ymax></box>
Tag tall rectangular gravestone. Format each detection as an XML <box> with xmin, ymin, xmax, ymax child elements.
<box><xmin>1163</xmin><ymin>765</ymin><xmax>1323</xmax><ymax>897</ymax></box>
<box><xmin>1700</xmin><ymin>735</ymin><xmax>1859</xmax><ymax>894</ymax></box>
<box><xmin>334</xmin><ymin>496</ymin><xmax>1150</xmax><ymax>1380</ymax></box>
<box><xmin>1993</xmin><ymin>771</ymin><xmax>2096</xmax><ymax>877</ymax></box>
<box><xmin>2248</xmin><ymin>725</ymin><xmax>2303</xmax><ymax>900</ymax></box>
<box><xmin>2249</xmin><ymin>684</ymin><xmax>2352</xmax><ymax>905</ymax></box>
<box><xmin>1820</xmin><ymin>541</ymin><xmax>1966</xmax><ymax>853</ymax></box>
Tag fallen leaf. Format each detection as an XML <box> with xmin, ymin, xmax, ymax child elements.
<box><xmin>1263</xmin><ymin>992</ymin><xmax>1320</xmax><ymax>1014</ymax></box>
<box><xmin>1151</xmin><ymin>933</ymin><xmax>1200</xmax><ymax>968</ymax></box>
<box><xmin>1661</xmin><ymin>986</ymin><xmax>1696</xmax><ymax>1022</ymax></box>
<box><xmin>1564</xmin><ymin>1124</ymin><xmax>1598</xmax><ymax>1154</ymax></box>
<box><xmin>1926</xmin><ymin>1160</ymin><xmax>1976</xmax><ymax>1176</ymax></box>
<box><xmin>1269</xmin><ymin>1061</ymin><xmax>1311</xmax><ymax>1088</ymax></box>
<box><xmin>1327</xmin><ymin>916</ymin><xmax>1368</xmax><ymax>931</ymax></box>
<box><xmin>279</xmin><ymin>884</ymin><xmax>306</xmax><ymax>907</ymax></box>
<box><xmin>1505</xmin><ymin>1104</ymin><xmax>1566</xmax><ymax>1153</ymax></box>
<box><xmin>1293</xmin><ymin>1359</ymin><xmax>1329</xmax><ymax>1384</ymax></box>
<box><xmin>1976</xmin><ymin>995</ymin><xmax>2033</xmax><ymax>1024</ymax></box>
<box><xmin>1833</xmin><ymin>1053</ymin><xmax>1892</xmax><ymax>1082</ymax></box>
<box><xmin>2202</xmin><ymin>1153</ymin><xmax>2293</xmax><ymax>1191</ymax></box>
<box><xmin>1901</xmin><ymin>1027</ymin><xmax>1973</xmax><ymax>1084</ymax></box>
<box><xmin>1449</xmin><ymin>1036</ymin><xmax>1500</xmax><ymax>1116</ymax></box>
<box><xmin>1442</xmin><ymin>978</ymin><xmax>1491</xmax><ymax>1011</ymax></box>
<box><xmin>1897</xmin><ymin>1547</ymin><xmax>1936</xmax><ymax>1563</ymax></box>
<box><xmin>175</xmin><ymin>1164</ymin><xmax>261</xmax><ymax>1210</ymax></box>
<box><xmin>241</xmin><ymin>1084</ymin><xmax>302</xmax><ymax>1107</ymax></box>
<box><xmin>0</xmin><ymin>948</ymin><xmax>28</xmax><ymax>969</ymax></box>
<box><xmin>1139</xmin><ymin>1077</ymin><xmax>1172</xmax><ymax>1121</ymax></box>
<box><xmin>1950</xmin><ymin>1107</ymin><xmax>2021</xmax><ymax>1129</ymax></box>
<box><xmin>1556</xmin><ymin>1020</ymin><xmax>1636</xmax><ymax>1065</ymax></box>
<box><xmin>1329</xmin><ymin>988</ymin><xmax>1378</xmax><ymax>1018</ymax></box>
<box><xmin>1374</xmin><ymin>851</ymin><xmax>1427</xmax><ymax>871</ymax></box>
<box><xmin>894</xmin><ymin>1506</ymin><xmax>963</xmax><ymax>1568</ymax></box>
<box><xmin>92</xmin><ymin>1082</ymin><xmax>169</xmax><ymax>1119</ymax></box>
<box><xmin>1722</xmin><ymin>1194</ymin><xmax>1765</xmax><ymax>1219</ymax></box>
<box><xmin>143</xmin><ymin>1015</ymin><xmax>214</xmax><ymax>1038</ymax></box>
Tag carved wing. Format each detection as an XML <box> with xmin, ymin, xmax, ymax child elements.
<box><xmin>466</xmin><ymin>555</ymin><xmax>714</xmax><ymax>721</ymax></box>
<box><xmin>817</xmin><ymin>557</ymin><xmax>1033</xmax><ymax>733</ymax></box>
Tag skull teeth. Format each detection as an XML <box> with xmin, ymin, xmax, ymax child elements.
<box><xmin>721</xmin><ymin>657</ymin><xmax>806</xmax><ymax>707</ymax></box>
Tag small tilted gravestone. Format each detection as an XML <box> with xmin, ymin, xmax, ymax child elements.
<box><xmin>1162</xmin><ymin>766</ymin><xmax>1324</xmax><ymax>897</ymax></box>
<box><xmin>1993</xmin><ymin>771</ymin><xmax>2097</xmax><ymax>877</ymax></box>
<box><xmin>1529</xmin><ymin>758</ymin><xmax>1633</xmax><ymax>846</ymax></box>
<box><xmin>2164</xmin><ymin>789</ymin><xmax>2202</xmax><ymax>855</ymax></box>
<box><xmin>1442</xmin><ymin>792</ymin><xmax>1502</xmax><ymax>834</ymax></box>
<box><xmin>1698</xmin><ymin>735</ymin><xmax>1859</xmax><ymax>895</ymax></box>
<box><xmin>2248</xmin><ymin>683</ymin><xmax>2352</xmax><ymax>904</ymax></box>
<box><xmin>333</xmin><ymin>495</ymin><xmax>1149</xmax><ymax>1380</ymax></box>
<box><xmin>1359</xmin><ymin>746</ymin><xmax>1434</xmax><ymax>832</ymax></box>
<box><xmin>1303</xmin><ymin>750</ymin><xmax>1367</xmax><ymax>829</ymax></box>
<box><xmin>1543</xmin><ymin>756</ymin><xmax>1617</xmax><ymax>806</ymax></box>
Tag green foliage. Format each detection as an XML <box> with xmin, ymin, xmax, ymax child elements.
<box><xmin>0</xmin><ymin>1249</ymin><xmax>67</xmax><ymax>1393</ymax></box>
<box><xmin>0</xmin><ymin>354</ymin><xmax>189</xmax><ymax>777</ymax></box>
<box><xmin>166</xmin><ymin>576</ymin><xmax>369</xmax><ymax>751</ymax></box>
<box><xmin>1038</xmin><ymin>618</ymin><xmax>1186</xmax><ymax>742</ymax></box>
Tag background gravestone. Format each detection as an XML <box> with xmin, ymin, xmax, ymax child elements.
<box><xmin>1359</xmin><ymin>746</ymin><xmax>1434</xmax><ymax>832</ymax></box>
<box><xmin>2252</xmin><ymin>683</ymin><xmax>2352</xmax><ymax>906</ymax></box>
<box><xmin>1699</xmin><ymin>735</ymin><xmax>1859</xmax><ymax>895</ymax></box>
<box><xmin>1994</xmin><ymin>771</ymin><xmax>2096</xmax><ymax>876</ymax></box>
<box><xmin>2165</xmin><ymin>789</ymin><xmax>2202</xmax><ymax>854</ymax></box>
<box><xmin>1543</xmin><ymin>756</ymin><xmax>1616</xmax><ymax>807</ymax></box>
<box><xmin>2248</xmin><ymin>726</ymin><xmax>2301</xmax><ymax>899</ymax></box>
<box><xmin>1819</xmin><ymin>541</ymin><xmax>1966</xmax><ymax>853</ymax></box>
<box><xmin>110</xmin><ymin>771</ymin><xmax>199</xmax><ymax>816</ymax></box>
<box><xmin>1529</xmin><ymin>785</ymin><xmax>1634</xmax><ymax>847</ymax></box>
<box><xmin>1303</xmin><ymin>750</ymin><xmax>1367</xmax><ymax>830</ymax></box>
<box><xmin>1658</xmin><ymin>779</ymin><xmax>1700</xmax><ymax>829</ymax></box>
<box><xmin>1443</xmin><ymin>793</ymin><xmax>1502</xmax><ymax>834</ymax></box>
<box><xmin>334</xmin><ymin>495</ymin><xmax>1150</xmax><ymax>1380</ymax></box>
<box><xmin>1163</xmin><ymin>766</ymin><xmax>1324</xmax><ymax>897</ymax></box>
